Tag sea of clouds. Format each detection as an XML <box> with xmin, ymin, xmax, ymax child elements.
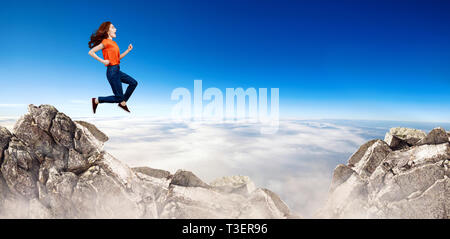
<box><xmin>74</xmin><ymin>117</ymin><xmax>388</xmax><ymax>217</ymax></box>
<box><xmin>1</xmin><ymin>115</ymin><xmax>448</xmax><ymax>217</ymax></box>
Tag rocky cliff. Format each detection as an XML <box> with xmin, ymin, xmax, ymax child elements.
<box><xmin>318</xmin><ymin>127</ymin><xmax>450</xmax><ymax>218</ymax></box>
<box><xmin>0</xmin><ymin>104</ymin><xmax>296</xmax><ymax>218</ymax></box>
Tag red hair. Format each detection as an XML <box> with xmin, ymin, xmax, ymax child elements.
<box><xmin>88</xmin><ymin>21</ymin><xmax>111</xmax><ymax>49</ymax></box>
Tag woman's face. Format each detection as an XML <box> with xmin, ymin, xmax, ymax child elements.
<box><xmin>108</xmin><ymin>24</ymin><xmax>117</xmax><ymax>38</ymax></box>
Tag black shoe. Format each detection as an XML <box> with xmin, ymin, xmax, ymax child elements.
<box><xmin>118</xmin><ymin>103</ymin><xmax>130</xmax><ymax>113</ymax></box>
<box><xmin>92</xmin><ymin>98</ymin><xmax>98</xmax><ymax>114</ymax></box>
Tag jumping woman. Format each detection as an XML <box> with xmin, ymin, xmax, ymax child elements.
<box><xmin>88</xmin><ymin>21</ymin><xmax>138</xmax><ymax>113</ymax></box>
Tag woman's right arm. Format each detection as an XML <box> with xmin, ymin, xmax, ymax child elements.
<box><xmin>88</xmin><ymin>43</ymin><xmax>109</xmax><ymax>66</ymax></box>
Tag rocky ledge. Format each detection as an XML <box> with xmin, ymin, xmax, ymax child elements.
<box><xmin>318</xmin><ymin>127</ymin><xmax>450</xmax><ymax>218</ymax></box>
<box><xmin>0</xmin><ymin>104</ymin><xmax>296</xmax><ymax>218</ymax></box>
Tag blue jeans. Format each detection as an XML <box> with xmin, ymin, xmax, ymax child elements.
<box><xmin>98</xmin><ymin>65</ymin><xmax>138</xmax><ymax>103</ymax></box>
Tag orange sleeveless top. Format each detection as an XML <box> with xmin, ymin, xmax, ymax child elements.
<box><xmin>101</xmin><ymin>39</ymin><xmax>120</xmax><ymax>66</ymax></box>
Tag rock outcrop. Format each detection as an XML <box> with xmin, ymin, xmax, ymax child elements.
<box><xmin>318</xmin><ymin>127</ymin><xmax>450</xmax><ymax>219</ymax></box>
<box><xmin>0</xmin><ymin>104</ymin><xmax>295</xmax><ymax>219</ymax></box>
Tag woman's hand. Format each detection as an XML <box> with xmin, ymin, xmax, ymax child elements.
<box><xmin>120</xmin><ymin>44</ymin><xmax>133</xmax><ymax>59</ymax></box>
<box><xmin>103</xmin><ymin>59</ymin><xmax>110</xmax><ymax>66</ymax></box>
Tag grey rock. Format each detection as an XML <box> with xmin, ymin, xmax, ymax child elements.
<box><xmin>0</xmin><ymin>126</ymin><xmax>12</xmax><ymax>163</ymax></box>
<box><xmin>352</xmin><ymin>140</ymin><xmax>391</xmax><ymax>178</ymax></box>
<box><xmin>384</xmin><ymin>132</ymin><xmax>409</xmax><ymax>150</ymax></box>
<box><xmin>210</xmin><ymin>175</ymin><xmax>256</xmax><ymax>195</ymax></box>
<box><xmin>43</xmin><ymin>169</ymin><xmax>79</xmax><ymax>217</ymax></box>
<box><xmin>1</xmin><ymin>138</ymin><xmax>39</xmax><ymax>198</ymax></box>
<box><xmin>74</xmin><ymin>121</ymin><xmax>108</xmax><ymax>143</ymax></box>
<box><xmin>0</xmin><ymin>172</ymin><xmax>10</xmax><ymax>205</ymax></box>
<box><xmin>170</xmin><ymin>169</ymin><xmax>210</xmax><ymax>188</ymax></box>
<box><xmin>159</xmin><ymin>185</ymin><xmax>294</xmax><ymax>219</ymax></box>
<box><xmin>417</xmin><ymin>127</ymin><xmax>449</xmax><ymax>145</ymax></box>
<box><xmin>28</xmin><ymin>104</ymin><xmax>57</xmax><ymax>132</ymax></box>
<box><xmin>50</xmin><ymin>112</ymin><xmax>76</xmax><ymax>149</ymax></box>
<box><xmin>348</xmin><ymin>139</ymin><xmax>377</xmax><ymax>166</ymax></box>
<box><xmin>319</xmin><ymin>128</ymin><xmax>450</xmax><ymax>219</ymax></box>
<box><xmin>371</xmin><ymin>163</ymin><xmax>445</xmax><ymax>203</ymax></box>
<box><xmin>383</xmin><ymin>177</ymin><xmax>449</xmax><ymax>219</ymax></box>
<box><xmin>0</xmin><ymin>104</ymin><xmax>295</xmax><ymax>219</ymax></box>
<box><xmin>73</xmin><ymin>122</ymin><xmax>105</xmax><ymax>157</ymax></box>
<box><xmin>316</xmin><ymin>173</ymin><xmax>368</xmax><ymax>218</ymax></box>
<box><xmin>132</xmin><ymin>167</ymin><xmax>171</xmax><ymax>179</ymax></box>
<box><xmin>260</xmin><ymin>188</ymin><xmax>293</xmax><ymax>218</ymax></box>
<box><xmin>67</xmin><ymin>149</ymin><xmax>90</xmax><ymax>174</ymax></box>
<box><xmin>388</xmin><ymin>127</ymin><xmax>427</xmax><ymax>145</ymax></box>
<box><xmin>213</xmin><ymin>184</ymin><xmax>251</xmax><ymax>195</ymax></box>
<box><xmin>13</xmin><ymin>113</ymin><xmax>66</xmax><ymax>163</ymax></box>
<box><xmin>329</xmin><ymin>164</ymin><xmax>355</xmax><ymax>193</ymax></box>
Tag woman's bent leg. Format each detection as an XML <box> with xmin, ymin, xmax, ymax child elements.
<box><xmin>119</xmin><ymin>71</ymin><xmax>138</xmax><ymax>102</ymax></box>
<box><xmin>98</xmin><ymin>68</ymin><xmax>125</xmax><ymax>103</ymax></box>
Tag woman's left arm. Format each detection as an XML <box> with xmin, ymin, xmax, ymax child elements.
<box><xmin>120</xmin><ymin>44</ymin><xmax>133</xmax><ymax>59</ymax></box>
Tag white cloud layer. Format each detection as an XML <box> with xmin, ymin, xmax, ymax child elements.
<box><xmin>3</xmin><ymin>111</ymin><xmax>448</xmax><ymax>217</ymax></box>
<box><xmin>0</xmin><ymin>104</ymin><xmax>26</xmax><ymax>107</ymax></box>
<box><xmin>75</xmin><ymin>117</ymin><xmax>382</xmax><ymax>217</ymax></box>
<box><xmin>0</xmin><ymin>117</ymin><xmax>17</xmax><ymax>131</ymax></box>
<box><xmin>12</xmin><ymin>115</ymin><xmax>441</xmax><ymax>217</ymax></box>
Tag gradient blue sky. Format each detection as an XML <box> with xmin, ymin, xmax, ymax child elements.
<box><xmin>1</xmin><ymin>0</ymin><xmax>450</xmax><ymax>121</ymax></box>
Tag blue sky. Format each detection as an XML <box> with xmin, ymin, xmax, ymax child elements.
<box><xmin>1</xmin><ymin>0</ymin><xmax>450</xmax><ymax>121</ymax></box>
